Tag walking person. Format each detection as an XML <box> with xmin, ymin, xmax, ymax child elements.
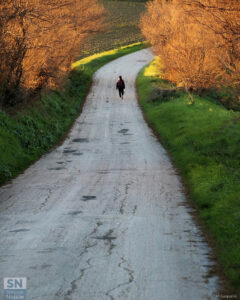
<box><xmin>116</xmin><ymin>76</ymin><xmax>125</xmax><ymax>99</ymax></box>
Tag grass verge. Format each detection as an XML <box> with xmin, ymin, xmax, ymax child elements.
<box><xmin>0</xmin><ymin>42</ymin><xmax>147</xmax><ymax>186</ymax></box>
<box><xmin>137</xmin><ymin>60</ymin><xmax>240</xmax><ymax>294</ymax></box>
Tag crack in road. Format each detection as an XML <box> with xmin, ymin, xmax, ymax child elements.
<box><xmin>105</xmin><ymin>255</ymin><xmax>135</xmax><ymax>300</ymax></box>
<box><xmin>39</xmin><ymin>187</ymin><xmax>53</xmax><ymax>210</ymax></box>
<box><xmin>120</xmin><ymin>181</ymin><xmax>133</xmax><ymax>215</ymax></box>
<box><xmin>132</xmin><ymin>205</ymin><xmax>137</xmax><ymax>214</ymax></box>
<box><xmin>58</xmin><ymin>224</ymin><xmax>102</xmax><ymax>299</ymax></box>
<box><xmin>63</xmin><ymin>258</ymin><xmax>93</xmax><ymax>300</ymax></box>
<box><xmin>93</xmin><ymin>229</ymin><xmax>116</xmax><ymax>256</ymax></box>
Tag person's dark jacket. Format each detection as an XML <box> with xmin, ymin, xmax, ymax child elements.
<box><xmin>116</xmin><ymin>79</ymin><xmax>125</xmax><ymax>90</ymax></box>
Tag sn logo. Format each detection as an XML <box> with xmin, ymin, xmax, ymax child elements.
<box><xmin>4</xmin><ymin>278</ymin><xmax>27</xmax><ymax>290</ymax></box>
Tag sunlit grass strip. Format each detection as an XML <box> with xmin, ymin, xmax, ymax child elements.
<box><xmin>72</xmin><ymin>42</ymin><xmax>148</xmax><ymax>68</ymax></box>
<box><xmin>137</xmin><ymin>59</ymin><xmax>240</xmax><ymax>294</ymax></box>
<box><xmin>143</xmin><ymin>57</ymin><xmax>162</xmax><ymax>77</ymax></box>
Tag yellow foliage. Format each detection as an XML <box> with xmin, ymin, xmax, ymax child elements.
<box><xmin>0</xmin><ymin>0</ymin><xmax>105</xmax><ymax>105</ymax></box>
<box><xmin>140</xmin><ymin>0</ymin><xmax>240</xmax><ymax>90</ymax></box>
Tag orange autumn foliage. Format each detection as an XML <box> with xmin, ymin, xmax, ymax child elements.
<box><xmin>0</xmin><ymin>0</ymin><xmax>105</xmax><ymax>105</ymax></box>
<box><xmin>140</xmin><ymin>0</ymin><xmax>240</xmax><ymax>91</ymax></box>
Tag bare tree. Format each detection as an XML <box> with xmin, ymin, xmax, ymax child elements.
<box><xmin>0</xmin><ymin>0</ymin><xmax>105</xmax><ymax>106</ymax></box>
<box><xmin>182</xmin><ymin>0</ymin><xmax>240</xmax><ymax>86</ymax></box>
<box><xmin>140</xmin><ymin>0</ymin><xmax>240</xmax><ymax>91</ymax></box>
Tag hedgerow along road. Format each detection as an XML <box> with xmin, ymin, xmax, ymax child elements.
<box><xmin>0</xmin><ymin>49</ymin><xmax>219</xmax><ymax>299</ymax></box>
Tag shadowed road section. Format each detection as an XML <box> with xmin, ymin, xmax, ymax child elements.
<box><xmin>0</xmin><ymin>49</ymin><xmax>219</xmax><ymax>299</ymax></box>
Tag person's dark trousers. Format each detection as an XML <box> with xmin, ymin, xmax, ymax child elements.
<box><xmin>119</xmin><ymin>88</ymin><xmax>124</xmax><ymax>98</ymax></box>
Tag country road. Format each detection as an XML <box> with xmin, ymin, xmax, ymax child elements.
<box><xmin>0</xmin><ymin>49</ymin><xmax>219</xmax><ymax>300</ymax></box>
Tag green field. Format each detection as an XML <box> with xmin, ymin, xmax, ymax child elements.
<box><xmin>78</xmin><ymin>0</ymin><xmax>146</xmax><ymax>58</ymax></box>
<box><xmin>137</xmin><ymin>61</ymin><xmax>240</xmax><ymax>294</ymax></box>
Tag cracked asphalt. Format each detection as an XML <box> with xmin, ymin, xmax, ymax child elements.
<box><xmin>0</xmin><ymin>49</ymin><xmax>219</xmax><ymax>299</ymax></box>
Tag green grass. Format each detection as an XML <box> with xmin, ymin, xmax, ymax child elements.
<box><xmin>77</xmin><ymin>0</ymin><xmax>146</xmax><ymax>58</ymax></box>
<box><xmin>137</xmin><ymin>61</ymin><xmax>240</xmax><ymax>294</ymax></box>
<box><xmin>0</xmin><ymin>42</ymin><xmax>146</xmax><ymax>185</ymax></box>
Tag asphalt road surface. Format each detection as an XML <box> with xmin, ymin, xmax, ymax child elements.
<box><xmin>0</xmin><ymin>49</ymin><xmax>219</xmax><ymax>300</ymax></box>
